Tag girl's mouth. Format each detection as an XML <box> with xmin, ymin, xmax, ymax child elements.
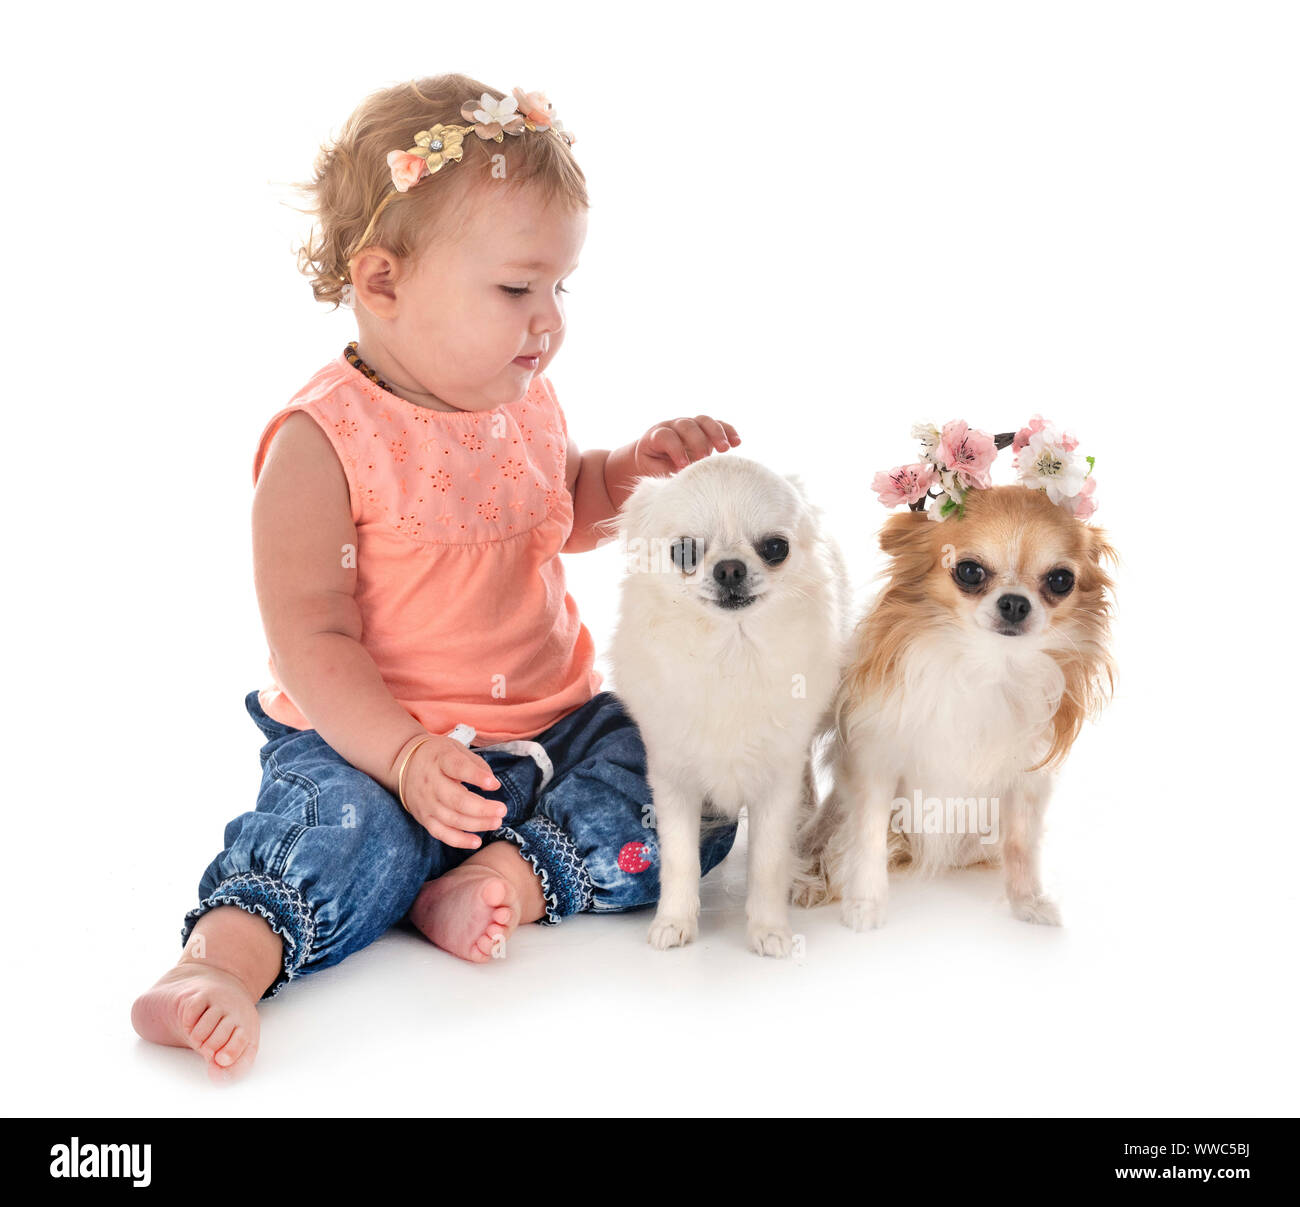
<box><xmin>513</xmin><ymin>355</ymin><xmax>540</xmax><ymax>369</ymax></box>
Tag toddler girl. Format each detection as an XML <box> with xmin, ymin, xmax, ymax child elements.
<box><xmin>131</xmin><ymin>73</ymin><xmax>741</xmax><ymax>1081</ymax></box>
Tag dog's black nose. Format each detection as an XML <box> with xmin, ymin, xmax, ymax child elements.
<box><xmin>713</xmin><ymin>559</ymin><xmax>747</xmax><ymax>586</ymax></box>
<box><xmin>997</xmin><ymin>594</ymin><xmax>1031</xmax><ymax>624</ymax></box>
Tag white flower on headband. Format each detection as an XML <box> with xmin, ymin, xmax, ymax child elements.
<box><xmin>462</xmin><ymin>93</ymin><xmax>527</xmax><ymax>140</ymax></box>
<box><xmin>1012</xmin><ymin>415</ymin><xmax>1096</xmax><ymax>518</ymax></box>
<box><xmin>911</xmin><ymin>422</ymin><xmax>941</xmax><ymax>459</ymax></box>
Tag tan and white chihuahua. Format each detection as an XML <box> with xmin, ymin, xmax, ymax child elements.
<box><xmin>796</xmin><ymin>484</ymin><xmax>1116</xmax><ymax>928</ymax></box>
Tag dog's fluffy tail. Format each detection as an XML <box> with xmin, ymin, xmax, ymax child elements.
<box><xmin>791</xmin><ymin>754</ymin><xmax>831</xmax><ymax>907</ymax></box>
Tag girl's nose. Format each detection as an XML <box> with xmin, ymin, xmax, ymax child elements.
<box><xmin>532</xmin><ymin>293</ymin><xmax>565</xmax><ymax>335</ymax></box>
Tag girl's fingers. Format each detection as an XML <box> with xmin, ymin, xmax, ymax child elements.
<box><xmin>421</xmin><ymin>819</ymin><xmax>483</xmax><ymax>849</ymax></box>
<box><xmin>443</xmin><ymin>750</ymin><xmax>499</xmax><ymax>791</ymax></box>
<box><xmin>673</xmin><ymin>419</ymin><xmax>714</xmax><ymax>463</ymax></box>
<box><xmin>693</xmin><ymin>415</ymin><xmax>733</xmax><ymax>452</ymax></box>
<box><xmin>646</xmin><ymin>425</ymin><xmax>689</xmax><ymax>469</ymax></box>
<box><xmin>435</xmin><ymin>789</ymin><xmax>507</xmax><ymax>833</ymax></box>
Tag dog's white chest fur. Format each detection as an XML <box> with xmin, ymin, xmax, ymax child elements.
<box><xmin>613</xmin><ymin>595</ymin><xmax>842</xmax><ymax>816</ymax></box>
<box><xmin>841</xmin><ymin>634</ymin><xmax>1064</xmax><ymax>870</ymax></box>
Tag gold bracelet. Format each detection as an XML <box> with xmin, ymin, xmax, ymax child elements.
<box><xmin>396</xmin><ymin>735</ymin><xmax>434</xmax><ymax>814</ymax></box>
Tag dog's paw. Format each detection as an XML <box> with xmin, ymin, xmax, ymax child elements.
<box><xmin>648</xmin><ymin>914</ymin><xmax>698</xmax><ymax>950</ymax></box>
<box><xmin>840</xmin><ymin>895</ymin><xmax>887</xmax><ymax>932</ymax></box>
<box><xmin>1009</xmin><ymin>893</ymin><xmax>1062</xmax><ymax>926</ymax></box>
<box><xmin>747</xmin><ymin>923</ymin><xmax>794</xmax><ymax>958</ymax></box>
<box><xmin>790</xmin><ymin>876</ymin><xmax>831</xmax><ymax>909</ymax></box>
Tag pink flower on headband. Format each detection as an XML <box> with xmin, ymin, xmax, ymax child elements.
<box><xmin>872</xmin><ymin>463</ymin><xmax>938</xmax><ymax>508</ymax></box>
<box><xmin>512</xmin><ymin>87</ymin><xmax>555</xmax><ymax>129</ymax></box>
<box><xmin>387</xmin><ymin>150</ymin><xmax>429</xmax><ymax>192</ymax></box>
<box><xmin>1060</xmin><ymin>475</ymin><xmax>1097</xmax><ymax>519</ymax></box>
<box><xmin>939</xmin><ymin>420</ymin><xmax>997</xmax><ymax>490</ymax></box>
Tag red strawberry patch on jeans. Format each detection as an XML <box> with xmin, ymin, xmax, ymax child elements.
<box><xmin>617</xmin><ymin>841</ymin><xmax>652</xmax><ymax>874</ymax></box>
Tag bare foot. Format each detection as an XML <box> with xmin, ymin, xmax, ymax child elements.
<box><xmin>408</xmin><ymin>864</ymin><xmax>521</xmax><ymax>963</ymax></box>
<box><xmin>131</xmin><ymin>963</ymin><xmax>261</xmax><ymax>1083</ymax></box>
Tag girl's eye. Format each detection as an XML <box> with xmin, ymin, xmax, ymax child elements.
<box><xmin>500</xmin><ymin>284</ymin><xmax>570</xmax><ymax>298</ymax></box>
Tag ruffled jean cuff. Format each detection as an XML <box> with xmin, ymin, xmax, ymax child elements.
<box><xmin>492</xmin><ymin>816</ymin><xmax>594</xmax><ymax>924</ymax></box>
<box><xmin>180</xmin><ymin>871</ymin><xmax>315</xmax><ymax>1001</ymax></box>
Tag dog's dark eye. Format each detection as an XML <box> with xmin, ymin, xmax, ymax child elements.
<box><xmin>757</xmin><ymin>536</ymin><xmax>789</xmax><ymax>566</ymax></box>
<box><xmin>953</xmin><ymin>560</ymin><xmax>986</xmax><ymax>589</ymax></box>
<box><xmin>1045</xmin><ymin>568</ymin><xmax>1075</xmax><ymax>596</ymax></box>
<box><xmin>670</xmin><ymin>537</ymin><xmax>700</xmax><ymax>575</ymax></box>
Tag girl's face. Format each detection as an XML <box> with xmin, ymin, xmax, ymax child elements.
<box><xmin>355</xmin><ymin>181</ymin><xmax>587</xmax><ymax>413</ymax></box>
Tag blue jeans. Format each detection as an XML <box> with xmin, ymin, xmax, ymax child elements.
<box><xmin>181</xmin><ymin>690</ymin><xmax>738</xmax><ymax>999</ymax></box>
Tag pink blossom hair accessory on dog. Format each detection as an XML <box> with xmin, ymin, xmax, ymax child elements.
<box><xmin>871</xmin><ymin>416</ymin><xmax>1097</xmax><ymax>520</ymax></box>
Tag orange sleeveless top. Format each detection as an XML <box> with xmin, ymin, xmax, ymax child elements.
<box><xmin>252</xmin><ymin>351</ymin><xmax>603</xmax><ymax>746</ymax></box>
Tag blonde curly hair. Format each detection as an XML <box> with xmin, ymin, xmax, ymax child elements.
<box><xmin>289</xmin><ymin>73</ymin><xmax>588</xmax><ymax>310</ymax></box>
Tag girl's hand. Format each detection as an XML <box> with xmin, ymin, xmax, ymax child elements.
<box><xmin>634</xmin><ymin>415</ymin><xmax>741</xmax><ymax>476</ymax></box>
<box><xmin>399</xmin><ymin>735</ymin><xmax>508</xmax><ymax>848</ymax></box>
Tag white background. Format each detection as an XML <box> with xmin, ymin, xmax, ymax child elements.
<box><xmin>3</xmin><ymin>0</ymin><xmax>1296</xmax><ymax>1116</ymax></box>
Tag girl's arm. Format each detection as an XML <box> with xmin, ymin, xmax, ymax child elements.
<box><xmin>251</xmin><ymin>412</ymin><xmax>433</xmax><ymax>791</ymax></box>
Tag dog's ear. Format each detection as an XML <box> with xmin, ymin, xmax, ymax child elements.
<box><xmin>606</xmin><ymin>473</ymin><xmax>670</xmax><ymax>541</ymax></box>
<box><xmin>1076</xmin><ymin>521</ymin><xmax>1118</xmax><ymax>597</ymax></box>
<box><xmin>1086</xmin><ymin>523</ymin><xmax>1118</xmax><ymax>568</ymax></box>
<box><xmin>877</xmin><ymin>508</ymin><xmax>940</xmax><ymax>584</ymax></box>
<box><xmin>878</xmin><ymin>508</ymin><xmax>933</xmax><ymax>556</ymax></box>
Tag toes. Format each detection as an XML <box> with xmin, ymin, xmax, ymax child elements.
<box><xmin>205</xmin><ymin>1040</ymin><xmax>258</xmax><ymax>1085</ymax></box>
<box><xmin>212</xmin><ymin>1025</ymin><xmax>248</xmax><ymax>1067</ymax></box>
<box><xmin>199</xmin><ymin>1016</ymin><xmax>237</xmax><ymax>1063</ymax></box>
<box><xmin>187</xmin><ymin>1004</ymin><xmax>223</xmax><ymax>1050</ymax></box>
<box><xmin>490</xmin><ymin>905</ymin><xmax>513</xmax><ymax>927</ymax></box>
<box><xmin>479</xmin><ymin>875</ymin><xmax>511</xmax><ymax>910</ymax></box>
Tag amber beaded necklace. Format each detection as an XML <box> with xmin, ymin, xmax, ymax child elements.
<box><xmin>344</xmin><ymin>340</ymin><xmax>399</xmax><ymax>397</ymax></box>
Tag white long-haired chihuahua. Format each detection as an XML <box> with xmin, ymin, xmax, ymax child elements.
<box><xmin>797</xmin><ymin>484</ymin><xmax>1116</xmax><ymax>928</ymax></box>
<box><xmin>608</xmin><ymin>455</ymin><xmax>851</xmax><ymax>956</ymax></box>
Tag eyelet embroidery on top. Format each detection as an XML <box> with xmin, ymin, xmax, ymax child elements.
<box><xmin>328</xmin><ymin>346</ymin><xmax>569</xmax><ymax>544</ymax></box>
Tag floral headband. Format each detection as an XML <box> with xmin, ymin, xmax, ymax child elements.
<box><xmin>340</xmin><ymin>87</ymin><xmax>575</xmax><ymax>298</ymax></box>
<box><xmin>872</xmin><ymin>416</ymin><xmax>1097</xmax><ymax>521</ymax></box>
